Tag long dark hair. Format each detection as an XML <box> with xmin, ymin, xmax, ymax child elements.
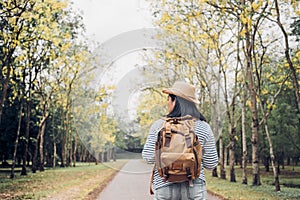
<box><xmin>167</xmin><ymin>94</ymin><xmax>206</xmax><ymax>121</ymax></box>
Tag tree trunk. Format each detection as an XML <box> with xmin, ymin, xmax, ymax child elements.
<box><xmin>33</xmin><ymin>115</ymin><xmax>47</xmax><ymax>173</ymax></box>
<box><xmin>61</xmin><ymin>134</ymin><xmax>66</xmax><ymax>167</ymax></box>
<box><xmin>212</xmin><ymin>167</ymin><xmax>218</xmax><ymax>177</ymax></box>
<box><xmin>241</xmin><ymin>103</ymin><xmax>247</xmax><ymax>184</ymax></box>
<box><xmin>95</xmin><ymin>153</ymin><xmax>100</xmax><ymax>165</ymax></box>
<box><xmin>274</xmin><ymin>0</ymin><xmax>300</xmax><ymax>115</ymax></box>
<box><xmin>0</xmin><ymin>3</ymin><xmax>26</xmax><ymax>125</ymax></box>
<box><xmin>66</xmin><ymin>113</ymin><xmax>71</xmax><ymax>167</ymax></box>
<box><xmin>264</xmin><ymin>156</ymin><xmax>270</xmax><ymax>172</ymax></box>
<box><xmin>21</xmin><ymin>101</ymin><xmax>31</xmax><ymax>176</ymax></box>
<box><xmin>248</xmin><ymin>44</ymin><xmax>260</xmax><ymax>185</ymax></box>
<box><xmin>219</xmin><ymin>134</ymin><xmax>226</xmax><ymax>179</ymax></box>
<box><xmin>60</xmin><ymin>111</ymin><xmax>66</xmax><ymax>167</ymax></box>
<box><xmin>224</xmin><ymin>144</ymin><xmax>230</xmax><ymax>168</ymax></box>
<box><xmin>280</xmin><ymin>151</ymin><xmax>284</xmax><ymax>170</ymax></box>
<box><xmin>0</xmin><ymin>66</ymin><xmax>11</xmax><ymax>125</ymax></box>
<box><xmin>277</xmin><ymin>161</ymin><xmax>280</xmax><ymax>175</ymax></box>
<box><xmin>11</xmin><ymin>102</ymin><xmax>23</xmax><ymax>179</ymax></box>
<box><xmin>53</xmin><ymin>139</ymin><xmax>57</xmax><ymax>168</ymax></box>
<box><xmin>52</xmin><ymin>116</ymin><xmax>57</xmax><ymax>168</ymax></box>
<box><xmin>107</xmin><ymin>144</ymin><xmax>112</xmax><ymax>162</ymax></box>
<box><xmin>229</xmin><ymin>128</ymin><xmax>236</xmax><ymax>182</ymax></box>
<box><xmin>83</xmin><ymin>148</ymin><xmax>88</xmax><ymax>162</ymax></box>
<box><xmin>32</xmin><ymin>130</ymin><xmax>41</xmax><ymax>173</ymax></box>
<box><xmin>69</xmin><ymin>145</ymin><xmax>73</xmax><ymax>167</ymax></box>
<box><xmin>250</xmin><ymin>87</ymin><xmax>260</xmax><ymax>186</ymax></box>
<box><xmin>264</xmin><ymin>123</ymin><xmax>280</xmax><ymax>191</ymax></box>
<box><xmin>39</xmin><ymin>119</ymin><xmax>46</xmax><ymax>171</ymax></box>
<box><xmin>112</xmin><ymin>146</ymin><xmax>116</xmax><ymax>161</ymax></box>
<box><xmin>217</xmin><ymin>115</ymin><xmax>225</xmax><ymax>179</ymax></box>
<box><xmin>73</xmin><ymin>133</ymin><xmax>78</xmax><ymax>167</ymax></box>
<box><xmin>66</xmin><ymin>129</ymin><xmax>71</xmax><ymax>167</ymax></box>
<box><xmin>101</xmin><ymin>152</ymin><xmax>104</xmax><ymax>163</ymax></box>
<box><xmin>242</xmin><ymin>0</ymin><xmax>261</xmax><ymax>186</ymax></box>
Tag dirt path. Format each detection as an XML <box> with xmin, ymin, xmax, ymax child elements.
<box><xmin>98</xmin><ymin>159</ymin><xmax>222</xmax><ymax>200</ymax></box>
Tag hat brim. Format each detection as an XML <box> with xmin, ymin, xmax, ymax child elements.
<box><xmin>163</xmin><ymin>88</ymin><xmax>200</xmax><ymax>104</ymax></box>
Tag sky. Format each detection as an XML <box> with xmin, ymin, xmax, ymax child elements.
<box><xmin>71</xmin><ymin>0</ymin><xmax>155</xmax><ymax>86</ymax></box>
<box><xmin>71</xmin><ymin>0</ymin><xmax>154</xmax><ymax>44</ymax></box>
<box><xmin>71</xmin><ymin>0</ymin><xmax>157</xmax><ymax>121</ymax></box>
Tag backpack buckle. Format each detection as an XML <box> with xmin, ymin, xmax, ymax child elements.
<box><xmin>163</xmin><ymin>167</ymin><xmax>169</xmax><ymax>180</ymax></box>
<box><xmin>164</xmin><ymin>133</ymin><xmax>171</xmax><ymax>147</ymax></box>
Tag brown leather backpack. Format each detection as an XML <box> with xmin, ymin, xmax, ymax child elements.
<box><xmin>155</xmin><ymin>115</ymin><xmax>202</xmax><ymax>186</ymax></box>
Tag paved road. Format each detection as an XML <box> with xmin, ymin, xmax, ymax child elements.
<box><xmin>98</xmin><ymin>159</ymin><xmax>222</xmax><ymax>200</ymax></box>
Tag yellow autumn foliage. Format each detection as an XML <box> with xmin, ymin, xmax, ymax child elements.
<box><xmin>246</xmin><ymin>100</ymin><xmax>251</xmax><ymax>107</ymax></box>
<box><xmin>261</xmin><ymin>88</ymin><xmax>268</xmax><ymax>95</ymax></box>
<box><xmin>240</xmin><ymin>14</ymin><xmax>248</xmax><ymax>25</ymax></box>
<box><xmin>251</xmin><ymin>0</ymin><xmax>263</xmax><ymax>11</ymax></box>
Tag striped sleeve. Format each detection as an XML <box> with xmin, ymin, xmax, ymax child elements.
<box><xmin>195</xmin><ymin>120</ymin><xmax>219</xmax><ymax>170</ymax></box>
<box><xmin>142</xmin><ymin>119</ymin><xmax>164</xmax><ymax>164</ymax></box>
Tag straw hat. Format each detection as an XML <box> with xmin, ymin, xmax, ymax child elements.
<box><xmin>162</xmin><ymin>81</ymin><xmax>200</xmax><ymax>104</ymax></box>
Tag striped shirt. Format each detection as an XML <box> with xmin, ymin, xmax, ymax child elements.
<box><xmin>142</xmin><ymin>118</ymin><xmax>219</xmax><ymax>190</ymax></box>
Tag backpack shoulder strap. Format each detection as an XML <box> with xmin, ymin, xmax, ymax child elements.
<box><xmin>150</xmin><ymin>165</ymin><xmax>156</xmax><ymax>195</ymax></box>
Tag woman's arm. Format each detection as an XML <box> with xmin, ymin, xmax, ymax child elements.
<box><xmin>142</xmin><ymin>119</ymin><xmax>164</xmax><ymax>164</ymax></box>
<box><xmin>198</xmin><ymin>121</ymin><xmax>219</xmax><ymax>170</ymax></box>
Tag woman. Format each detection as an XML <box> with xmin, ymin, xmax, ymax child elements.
<box><xmin>142</xmin><ymin>81</ymin><xmax>219</xmax><ymax>200</ymax></box>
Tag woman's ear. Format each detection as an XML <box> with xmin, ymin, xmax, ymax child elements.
<box><xmin>170</xmin><ymin>98</ymin><xmax>176</xmax><ymax>111</ymax></box>
<box><xmin>172</xmin><ymin>98</ymin><xmax>176</xmax><ymax>106</ymax></box>
<box><xmin>167</xmin><ymin>95</ymin><xmax>176</xmax><ymax>114</ymax></box>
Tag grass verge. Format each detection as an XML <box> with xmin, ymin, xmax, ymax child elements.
<box><xmin>205</xmin><ymin>165</ymin><xmax>300</xmax><ymax>200</ymax></box>
<box><xmin>0</xmin><ymin>160</ymin><xmax>127</xmax><ymax>200</ymax></box>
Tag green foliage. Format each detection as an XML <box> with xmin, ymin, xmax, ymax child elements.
<box><xmin>291</xmin><ymin>17</ymin><xmax>300</xmax><ymax>37</ymax></box>
<box><xmin>0</xmin><ymin>1</ymin><xmax>299</xmax><ymax>197</ymax></box>
<box><xmin>269</xmin><ymin>88</ymin><xmax>300</xmax><ymax>158</ymax></box>
<box><xmin>206</xmin><ymin>165</ymin><xmax>300</xmax><ymax>200</ymax></box>
<box><xmin>148</xmin><ymin>0</ymin><xmax>300</xmax><ymax>189</ymax></box>
<box><xmin>136</xmin><ymin>89</ymin><xmax>166</xmax><ymax>144</ymax></box>
<box><xmin>0</xmin><ymin>0</ymin><xmax>100</xmax><ymax>171</ymax></box>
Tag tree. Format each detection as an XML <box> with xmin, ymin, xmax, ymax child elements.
<box><xmin>0</xmin><ymin>0</ymin><xmax>36</xmax><ymax>125</ymax></box>
<box><xmin>273</xmin><ymin>0</ymin><xmax>300</xmax><ymax>116</ymax></box>
<box><xmin>148</xmin><ymin>0</ymin><xmax>243</xmax><ymax>181</ymax></box>
<box><xmin>147</xmin><ymin>0</ymin><xmax>299</xmax><ymax>189</ymax></box>
<box><xmin>1</xmin><ymin>0</ymin><xmax>94</xmax><ymax>175</ymax></box>
<box><xmin>72</xmin><ymin>84</ymin><xmax>117</xmax><ymax>163</ymax></box>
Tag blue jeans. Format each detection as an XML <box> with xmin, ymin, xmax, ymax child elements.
<box><xmin>154</xmin><ymin>179</ymin><xmax>207</xmax><ymax>200</ymax></box>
